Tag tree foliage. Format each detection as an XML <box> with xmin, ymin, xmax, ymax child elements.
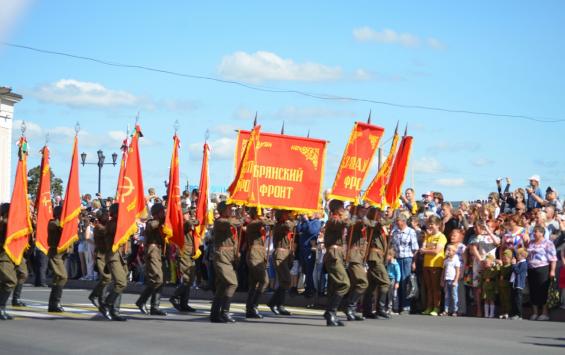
<box><xmin>27</xmin><ymin>165</ymin><xmax>63</xmax><ymax>201</ymax></box>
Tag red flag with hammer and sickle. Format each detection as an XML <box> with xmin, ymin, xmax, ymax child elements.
<box><xmin>35</xmin><ymin>145</ymin><xmax>53</xmax><ymax>255</ymax></box>
<box><xmin>4</xmin><ymin>137</ymin><xmax>33</xmax><ymax>265</ymax></box>
<box><xmin>163</xmin><ymin>134</ymin><xmax>184</xmax><ymax>249</ymax></box>
<box><xmin>58</xmin><ymin>135</ymin><xmax>82</xmax><ymax>253</ymax></box>
<box><xmin>113</xmin><ymin>124</ymin><xmax>146</xmax><ymax>252</ymax></box>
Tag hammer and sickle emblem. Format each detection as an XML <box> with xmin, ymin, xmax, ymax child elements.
<box><xmin>118</xmin><ymin>177</ymin><xmax>135</xmax><ymax>203</ymax></box>
<box><xmin>41</xmin><ymin>192</ymin><xmax>53</xmax><ymax>214</ymax></box>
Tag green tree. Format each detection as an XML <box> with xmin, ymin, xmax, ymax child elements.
<box><xmin>27</xmin><ymin>165</ymin><xmax>63</xmax><ymax>201</ymax></box>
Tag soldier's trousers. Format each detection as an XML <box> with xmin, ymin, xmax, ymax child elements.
<box><xmin>274</xmin><ymin>249</ymin><xmax>292</xmax><ymax>290</ymax></box>
<box><xmin>247</xmin><ymin>249</ymin><xmax>268</xmax><ymax>293</ymax></box>
<box><xmin>106</xmin><ymin>252</ymin><xmax>128</xmax><ymax>294</ymax></box>
<box><xmin>364</xmin><ymin>260</ymin><xmax>390</xmax><ymax>311</ymax></box>
<box><xmin>92</xmin><ymin>251</ymin><xmax>111</xmax><ymax>296</ymax></box>
<box><xmin>178</xmin><ymin>255</ymin><xmax>195</xmax><ymax>285</ymax></box>
<box><xmin>0</xmin><ymin>253</ymin><xmax>17</xmax><ymax>293</ymax></box>
<box><xmin>48</xmin><ymin>254</ymin><xmax>68</xmax><ymax>287</ymax></box>
<box><xmin>144</xmin><ymin>244</ymin><xmax>164</xmax><ymax>290</ymax></box>
<box><xmin>15</xmin><ymin>260</ymin><xmax>28</xmax><ymax>285</ymax></box>
<box><xmin>347</xmin><ymin>262</ymin><xmax>369</xmax><ymax>295</ymax></box>
<box><xmin>324</xmin><ymin>254</ymin><xmax>350</xmax><ymax>298</ymax></box>
<box><xmin>214</xmin><ymin>249</ymin><xmax>238</xmax><ymax>299</ymax></box>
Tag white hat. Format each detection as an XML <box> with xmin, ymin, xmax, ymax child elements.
<box><xmin>529</xmin><ymin>175</ymin><xmax>540</xmax><ymax>182</ymax></box>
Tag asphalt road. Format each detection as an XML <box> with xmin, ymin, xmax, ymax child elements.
<box><xmin>0</xmin><ymin>286</ymin><xmax>563</xmax><ymax>355</ymax></box>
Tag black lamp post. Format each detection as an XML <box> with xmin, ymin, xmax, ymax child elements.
<box><xmin>80</xmin><ymin>149</ymin><xmax>118</xmax><ymax>195</ymax></box>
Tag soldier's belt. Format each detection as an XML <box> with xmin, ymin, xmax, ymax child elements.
<box><xmin>217</xmin><ymin>246</ymin><xmax>236</xmax><ymax>250</ymax></box>
<box><xmin>329</xmin><ymin>245</ymin><xmax>343</xmax><ymax>249</ymax></box>
<box><xmin>369</xmin><ymin>248</ymin><xmax>384</xmax><ymax>255</ymax></box>
<box><xmin>250</xmin><ymin>244</ymin><xmax>265</xmax><ymax>248</ymax></box>
<box><xmin>275</xmin><ymin>247</ymin><xmax>290</xmax><ymax>251</ymax></box>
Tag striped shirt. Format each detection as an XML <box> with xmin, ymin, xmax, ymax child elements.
<box><xmin>392</xmin><ymin>226</ymin><xmax>419</xmax><ymax>259</ymax></box>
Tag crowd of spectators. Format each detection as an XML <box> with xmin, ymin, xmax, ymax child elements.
<box><xmin>21</xmin><ymin>174</ymin><xmax>565</xmax><ymax>320</ymax></box>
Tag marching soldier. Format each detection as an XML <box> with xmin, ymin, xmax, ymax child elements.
<box><xmin>362</xmin><ymin>207</ymin><xmax>391</xmax><ymax>319</ymax></box>
<box><xmin>245</xmin><ymin>207</ymin><xmax>274</xmax><ymax>319</ymax></box>
<box><xmin>135</xmin><ymin>203</ymin><xmax>167</xmax><ymax>316</ymax></box>
<box><xmin>88</xmin><ymin>209</ymin><xmax>111</xmax><ymax>310</ymax></box>
<box><xmin>343</xmin><ymin>205</ymin><xmax>370</xmax><ymax>321</ymax></box>
<box><xmin>0</xmin><ymin>203</ymin><xmax>17</xmax><ymax>320</ymax></box>
<box><xmin>101</xmin><ymin>203</ymin><xmax>127</xmax><ymax>321</ymax></box>
<box><xmin>267</xmin><ymin>209</ymin><xmax>296</xmax><ymax>316</ymax></box>
<box><xmin>47</xmin><ymin>206</ymin><xmax>67</xmax><ymax>312</ymax></box>
<box><xmin>323</xmin><ymin>200</ymin><xmax>351</xmax><ymax>326</ymax></box>
<box><xmin>170</xmin><ymin>209</ymin><xmax>199</xmax><ymax>313</ymax></box>
<box><xmin>210</xmin><ymin>201</ymin><xmax>241</xmax><ymax>323</ymax></box>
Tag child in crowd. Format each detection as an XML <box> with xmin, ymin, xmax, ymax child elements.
<box><xmin>420</xmin><ymin>216</ymin><xmax>447</xmax><ymax>316</ymax></box>
<box><xmin>440</xmin><ymin>244</ymin><xmax>461</xmax><ymax>316</ymax></box>
<box><xmin>480</xmin><ymin>254</ymin><xmax>499</xmax><ymax>318</ymax></box>
<box><xmin>386</xmin><ymin>249</ymin><xmax>401</xmax><ymax>315</ymax></box>
<box><xmin>510</xmin><ymin>248</ymin><xmax>528</xmax><ymax>319</ymax></box>
<box><xmin>497</xmin><ymin>250</ymin><xmax>513</xmax><ymax>319</ymax></box>
<box><xmin>450</xmin><ymin>229</ymin><xmax>467</xmax><ymax>315</ymax></box>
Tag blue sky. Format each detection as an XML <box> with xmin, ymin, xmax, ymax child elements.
<box><xmin>1</xmin><ymin>0</ymin><xmax>564</xmax><ymax>201</ymax></box>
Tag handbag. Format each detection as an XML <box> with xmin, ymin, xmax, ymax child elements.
<box><xmin>547</xmin><ymin>277</ymin><xmax>560</xmax><ymax>310</ymax></box>
<box><xmin>406</xmin><ymin>273</ymin><xmax>419</xmax><ymax>300</ymax></box>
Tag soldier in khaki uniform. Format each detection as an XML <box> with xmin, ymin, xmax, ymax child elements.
<box><xmin>245</xmin><ymin>207</ymin><xmax>274</xmax><ymax>319</ymax></box>
<box><xmin>363</xmin><ymin>207</ymin><xmax>391</xmax><ymax>319</ymax></box>
<box><xmin>0</xmin><ymin>203</ymin><xmax>17</xmax><ymax>320</ymax></box>
<box><xmin>88</xmin><ymin>209</ymin><xmax>111</xmax><ymax>309</ymax></box>
<box><xmin>101</xmin><ymin>203</ymin><xmax>127</xmax><ymax>321</ymax></box>
<box><xmin>47</xmin><ymin>206</ymin><xmax>67</xmax><ymax>312</ymax></box>
<box><xmin>343</xmin><ymin>205</ymin><xmax>370</xmax><ymax>321</ymax></box>
<box><xmin>210</xmin><ymin>201</ymin><xmax>241</xmax><ymax>323</ymax></box>
<box><xmin>323</xmin><ymin>200</ymin><xmax>351</xmax><ymax>326</ymax></box>
<box><xmin>136</xmin><ymin>203</ymin><xmax>167</xmax><ymax>316</ymax></box>
<box><xmin>170</xmin><ymin>210</ymin><xmax>199</xmax><ymax>312</ymax></box>
<box><xmin>267</xmin><ymin>210</ymin><xmax>296</xmax><ymax>316</ymax></box>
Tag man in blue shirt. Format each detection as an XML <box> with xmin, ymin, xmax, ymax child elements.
<box><xmin>391</xmin><ymin>214</ymin><xmax>419</xmax><ymax>313</ymax></box>
<box><xmin>297</xmin><ymin>213</ymin><xmax>321</xmax><ymax>298</ymax></box>
<box><xmin>526</xmin><ymin>175</ymin><xmax>543</xmax><ymax>211</ymax></box>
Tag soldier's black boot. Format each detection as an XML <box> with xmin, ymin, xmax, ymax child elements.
<box><xmin>245</xmin><ymin>289</ymin><xmax>263</xmax><ymax>319</ymax></box>
<box><xmin>169</xmin><ymin>284</ymin><xmax>184</xmax><ymax>311</ymax></box>
<box><xmin>362</xmin><ymin>290</ymin><xmax>377</xmax><ymax>319</ymax></box>
<box><xmin>267</xmin><ymin>288</ymin><xmax>281</xmax><ymax>315</ymax></box>
<box><xmin>48</xmin><ymin>286</ymin><xmax>64</xmax><ymax>312</ymax></box>
<box><xmin>325</xmin><ymin>294</ymin><xmax>345</xmax><ymax>326</ymax></box>
<box><xmin>221</xmin><ymin>297</ymin><xmax>236</xmax><ymax>323</ymax></box>
<box><xmin>107</xmin><ymin>291</ymin><xmax>127</xmax><ymax>321</ymax></box>
<box><xmin>88</xmin><ymin>289</ymin><xmax>99</xmax><ymax>309</ymax></box>
<box><xmin>252</xmin><ymin>290</ymin><xmax>264</xmax><ymax>319</ymax></box>
<box><xmin>377</xmin><ymin>290</ymin><xmax>390</xmax><ymax>319</ymax></box>
<box><xmin>150</xmin><ymin>287</ymin><xmax>167</xmax><ymax>316</ymax></box>
<box><xmin>135</xmin><ymin>286</ymin><xmax>152</xmax><ymax>315</ymax></box>
<box><xmin>277</xmin><ymin>289</ymin><xmax>292</xmax><ymax>316</ymax></box>
<box><xmin>210</xmin><ymin>298</ymin><xmax>226</xmax><ymax>323</ymax></box>
<box><xmin>180</xmin><ymin>286</ymin><xmax>196</xmax><ymax>312</ymax></box>
<box><xmin>345</xmin><ymin>292</ymin><xmax>365</xmax><ymax>321</ymax></box>
<box><xmin>11</xmin><ymin>283</ymin><xmax>25</xmax><ymax>307</ymax></box>
<box><xmin>98</xmin><ymin>286</ymin><xmax>112</xmax><ymax>320</ymax></box>
<box><xmin>0</xmin><ymin>290</ymin><xmax>14</xmax><ymax>320</ymax></box>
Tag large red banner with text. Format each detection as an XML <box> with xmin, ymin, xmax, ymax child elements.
<box><xmin>233</xmin><ymin>130</ymin><xmax>327</xmax><ymax>212</ymax></box>
<box><xmin>329</xmin><ymin>122</ymin><xmax>384</xmax><ymax>203</ymax></box>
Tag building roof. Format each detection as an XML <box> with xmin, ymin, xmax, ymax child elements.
<box><xmin>0</xmin><ymin>87</ymin><xmax>23</xmax><ymax>101</ymax></box>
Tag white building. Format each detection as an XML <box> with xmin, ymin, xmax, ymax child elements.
<box><xmin>0</xmin><ymin>87</ymin><xmax>22</xmax><ymax>203</ymax></box>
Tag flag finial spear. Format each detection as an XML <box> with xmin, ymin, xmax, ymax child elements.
<box><xmin>205</xmin><ymin>129</ymin><xmax>210</xmax><ymax>143</ymax></box>
<box><xmin>367</xmin><ymin>110</ymin><xmax>372</xmax><ymax>124</ymax></box>
<box><xmin>281</xmin><ymin>121</ymin><xmax>285</xmax><ymax>135</ymax></box>
<box><xmin>20</xmin><ymin>121</ymin><xmax>26</xmax><ymax>137</ymax></box>
<box><xmin>74</xmin><ymin>122</ymin><xmax>80</xmax><ymax>136</ymax></box>
<box><xmin>394</xmin><ymin>121</ymin><xmax>399</xmax><ymax>135</ymax></box>
<box><xmin>173</xmin><ymin>120</ymin><xmax>180</xmax><ymax>135</ymax></box>
<box><xmin>253</xmin><ymin>112</ymin><xmax>257</xmax><ymax>127</ymax></box>
<box><xmin>307</xmin><ymin>129</ymin><xmax>310</xmax><ymax>138</ymax></box>
<box><xmin>404</xmin><ymin>124</ymin><xmax>408</xmax><ymax>137</ymax></box>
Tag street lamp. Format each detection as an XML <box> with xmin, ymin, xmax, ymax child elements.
<box><xmin>80</xmin><ymin>149</ymin><xmax>118</xmax><ymax>195</ymax></box>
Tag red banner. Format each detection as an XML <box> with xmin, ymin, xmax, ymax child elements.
<box><xmin>232</xmin><ymin>129</ymin><xmax>327</xmax><ymax>212</ymax></box>
<box><xmin>58</xmin><ymin>136</ymin><xmax>81</xmax><ymax>253</ymax></box>
<box><xmin>113</xmin><ymin>125</ymin><xmax>146</xmax><ymax>252</ymax></box>
<box><xmin>329</xmin><ymin>122</ymin><xmax>384</xmax><ymax>203</ymax></box>
<box><xmin>194</xmin><ymin>142</ymin><xmax>210</xmax><ymax>254</ymax></box>
<box><xmin>362</xmin><ymin>132</ymin><xmax>399</xmax><ymax>208</ymax></box>
<box><xmin>229</xmin><ymin>125</ymin><xmax>261</xmax><ymax>205</ymax></box>
<box><xmin>385</xmin><ymin>136</ymin><xmax>413</xmax><ymax>210</ymax></box>
<box><xmin>4</xmin><ymin>137</ymin><xmax>33</xmax><ymax>265</ymax></box>
<box><xmin>35</xmin><ymin>146</ymin><xmax>53</xmax><ymax>255</ymax></box>
<box><xmin>164</xmin><ymin>135</ymin><xmax>184</xmax><ymax>249</ymax></box>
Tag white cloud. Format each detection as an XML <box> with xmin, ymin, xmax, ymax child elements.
<box><xmin>471</xmin><ymin>157</ymin><xmax>494</xmax><ymax>167</ymax></box>
<box><xmin>353</xmin><ymin>26</ymin><xmax>445</xmax><ymax>50</ymax></box>
<box><xmin>188</xmin><ymin>137</ymin><xmax>235</xmax><ymax>161</ymax></box>
<box><xmin>0</xmin><ymin>0</ymin><xmax>30</xmax><ymax>42</ymax></box>
<box><xmin>435</xmin><ymin>178</ymin><xmax>465</xmax><ymax>187</ymax></box>
<box><xmin>33</xmin><ymin>79</ymin><xmax>139</xmax><ymax>108</ymax></box>
<box><xmin>413</xmin><ymin>156</ymin><xmax>444</xmax><ymax>174</ymax></box>
<box><xmin>354</xmin><ymin>68</ymin><xmax>374</xmax><ymax>81</ymax></box>
<box><xmin>218</xmin><ymin>51</ymin><xmax>342</xmax><ymax>83</ymax></box>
